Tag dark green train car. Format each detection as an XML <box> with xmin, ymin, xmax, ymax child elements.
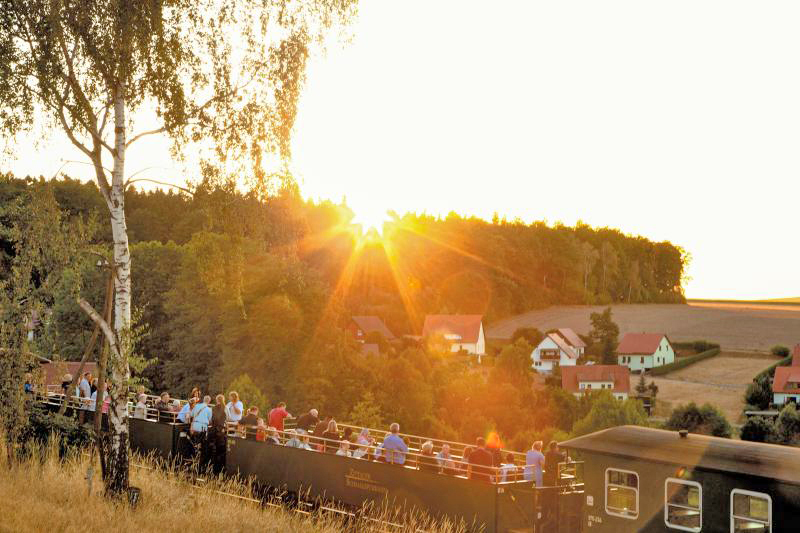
<box><xmin>128</xmin><ymin>417</ymin><xmax>190</xmax><ymax>461</ymax></box>
<box><xmin>560</xmin><ymin>425</ymin><xmax>800</xmax><ymax>533</ymax></box>
<box><xmin>225</xmin><ymin>437</ymin><xmax>537</xmax><ymax>533</ymax></box>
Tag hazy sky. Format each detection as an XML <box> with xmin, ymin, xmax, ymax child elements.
<box><xmin>4</xmin><ymin>1</ymin><xmax>800</xmax><ymax>300</ymax></box>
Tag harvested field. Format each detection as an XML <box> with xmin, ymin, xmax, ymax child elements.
<box><xmin>487</xmin><ymin>302</ymin><xmax>800</xmax><ymax>352</ymax></box>
<box><xmin>642</xmin><ymin>352</ymin><xmax>776</xmax><ymax>424</ymax></box>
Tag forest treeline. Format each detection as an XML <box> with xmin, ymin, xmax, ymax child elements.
<box><xmin>1</xmin><ymin>174</ymin><xmax>684</xmax><ymax>447</ymax></box>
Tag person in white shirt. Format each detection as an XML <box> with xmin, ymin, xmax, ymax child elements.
<box><xmin>133</xmin><ymin>393</ymin><xmax>148</xmax><ymax>419</ymax></box>
<box><xmin>225</xmin><ymin>391</ymin><xmax>243</xmax><ymax>423</ymax></box>
<box><xmin>335</xmin><ymin>440</ymin><xmax>351</xmax><ymax>457</ymax></box>
<box><xmin>78</xmin><ymin>372</ymin><xmax>92</xmax><ymax>399</ymax></box>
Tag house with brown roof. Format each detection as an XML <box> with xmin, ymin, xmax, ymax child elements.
<box><xmin>773</xmin><ymin>344</ymin><xmax>800</xmax><ymax>406</ymax></box>
<box><xmin>530</xmin><ymin>331</ymin><xmax>580</xmax><ymax>373</ymax></box>
<box><xmin>561</xmin><ymin>365</ymin><xmax>631</xmax><ymax>400</ymax></box>
<box><xmin>422</xmin><ymin>314</ymin><xmax>485</xmax><ymax>356</ymax></box>
<box><xmin>347</xmin><ymin>316</ymin><xmax>396</xmax><ymax>342</ymax></box>
<box><xmin>617</xmin><ymin>332</ymin><xmax>675</xmax><ymax>371</ymax></box>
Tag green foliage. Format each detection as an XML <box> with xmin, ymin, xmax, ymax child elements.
<box><xmin>511</xmin><ymin>327</ymin><xmax>544</xmax><ymax>347</ymax></box>
<box><xmin>589</xmin><ymin>307</ymin><xmax>619</xmax><ymax>364</ymax></box>
<box><xmin>570</xmin><ymin>391</ymin><xmax>648</xmax><ymax>437</ymax></box>
<box><xmin>490</xmin><ymin>339</ymin><xmax>533</xmax><ymax>388</ymax></box>
<box><xmin>664</xmin><ymin>402</ymin><xmax>732</xmax><ymax>438</ymax></box>
<box><xmin>744</xmin><ymin>374</ymin><xmax>773</xmax><ymax>411</ymax></box>
<box><xmin>774</xmin><ymin>403</ymin><xmax>800</xmax><ymax>445</ymax></box>
<box><xmin>17</xmin><ymin>404</ymin><xmax>94</xmax><ymax>458</ymax></box>
<box><xmin>634</xmin><ymin>373</ymin><xmax>647</xmax><ymax>395</ymax></box>
<box><xmin>347</xmin><ymin>391</ymin><xmax>384</xmax><ymax>429</ymax></box>
<box><xmin>649</xmin><ymin>348</ymin><xmax>720</xmax><ymax>376</ymax></box>
<box><xmin>740</xmin><ymin>416</ymin><xmax>777</xmax><ymax>443</ymax></box>
<box><xmin>227</xmin><ymin>374</ymin><xmax>269</xmax><ymax>415</ymax></box>
<box><xmin>770</xmin><ymin>345</ymin><xmax>790</xmax><ymax>357</ymax></box>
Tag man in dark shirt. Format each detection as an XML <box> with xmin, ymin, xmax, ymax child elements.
<box><xmin>468</xmin><ymin>437</ymin><xmax>494</xmax><ymax>482</ymax></box>
<box><xmin>238</xmin><ymin>407</ymin><xmax>259</xmax><ymax>439</ymax></box>
<box><xmin>543</xmin><ymin>441</ymin><xmax>566</xmax><ymax>487</ymax></box>
<box><xmin>296</xmin><ymin>408</ymin><xmax>319</xmax><ymax>432</ymax></box>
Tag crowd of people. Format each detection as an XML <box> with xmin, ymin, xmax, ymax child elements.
<box><xmin>34</xmin><ymin>379</ymin><xmax>569</xmax><ymax>486</ymax></box>
<box><xmin>129</xmin><ymin>388</ymin><xmax>568</xmax><ymax>485</ymax></box>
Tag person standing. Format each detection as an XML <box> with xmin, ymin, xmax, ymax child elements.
<box><xmin>190</xmin><ymin>395</ymin><xmax>213</xmax><ymax>462</ymax></box>
<box><xmin>296</xmin><ymin>408</ymin><xmax>319</xmax><ymax>432</ymax></box>
<box><xmin>225</xmin><ymin>391</ymin><xmax>243</xmax><ymax>423</ymax></box>
<box><xmin>525</xmin><ymin>441</ymin><xmax>546</xmax><ymax>486</ymax></box>
<box><xmin>78</xmin><ymin>372</ymin><xmax>92</xmax><ymax>400</ymax></box>
<box><xmin>208</xmin><ymin>394</ymin><xmax>227</xmax><ymax>473</ymax></box>
<box><xmin>543</xmin><ymin>441</ymin><xmax>565</xmax><ymax>487</ymax></box>
<box><xmin>268</xmin><ymin>401</ymin><xmax>291</xmax><ymax>432</ymax></box>
<box><xmin>467</xmin><ymin>437</ymin><xmax>494</xmax><ymax>482</ymax></box>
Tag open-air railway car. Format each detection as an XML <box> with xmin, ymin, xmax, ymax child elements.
<box><xmin>560</xmin><ymin>425</ymin><xmax>800</xmax><ymax>533</ymax></box>
<box><xmin>225</xmin><ymin>433</ymin><xmax>539</xmax><ymax>533</ymax></box>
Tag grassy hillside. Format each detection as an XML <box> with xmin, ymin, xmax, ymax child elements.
<box><xmin>0</xmin><ymin>442</ymin><xmax>459</xmax><ymax>533</ymax></box>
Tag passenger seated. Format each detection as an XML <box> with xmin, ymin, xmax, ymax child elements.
<box><xmin>437</xmin><ymin>444</ymin><xmax>457</xmax><ymax>475</ymax></box>
<box><xmin>321</xmin><ymin>419</ymin><xmax>341</xmax><ymax>454</ymax></box>
<box><xmin>284</xmin><ymin>429</ymin><xmax>304</xmax><ymax>448</ymax></box>
<box><xmin>352</xmin><ymin>428</ymin><xmax>374</xmax><ymax>459</ymax></box>
<box><xmin>418</xmin><ymin>441</ymin><xmax>439</xmax><ymax>473</ymax></box>
<box><xmin>381</xmin><ymin>423</ymin><xmax>408</xmax><ymax>465</ymax></box>
<box><xmin>156</xmin><ymin>392</ymin><xmax>177</xmax><ymax>422</ymax></box>
<box><xmin>335</xmin><ymin>440</ymin><xmax>351</xmax><ymax>457</ymax></box>
<box><xmin>133</xmin><ymin>394</ymin><xmax>148</xmax><ymax>419</ymax></box>
<box><xmin>499</xmin><ymin>453</ymin><xmax>518</xmax><ymax>482</ymax></box>
<box><xmin>255</xmin><ymin>418</ymin><xmax>268</xmax><ymax>442</ymax></box>
<box><xmin>266</xmin><ymin>426</ymin><xmax>281</xmax><ymax>445</ymax></box>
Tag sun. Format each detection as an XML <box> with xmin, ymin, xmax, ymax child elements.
<box><xmin>350</xmin><ymin>205</ymin><xmax>392</xmax><ymax>236</ymax></box>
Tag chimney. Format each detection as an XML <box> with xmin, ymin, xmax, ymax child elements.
<box><xmin>678</xmin><ymin>429</ymin><xmax>688</xmax><ymax>439</ymax></box>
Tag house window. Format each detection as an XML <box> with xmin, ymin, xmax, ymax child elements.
<box><xmin>665</xmin><ymin>478</ymin><xmax>701</xmax><ymax>532</ymax></box>
<box><xmin>731</xmin><ymin>489</ymin><xmax>771</xmax><ymax>533</ymax></box>
<box><xmin>606</xmin><ymin>468</ymin><xmax>638</xmax><ymax>519</ymax></box>
<box><xmin>640</xmin><ymin>357</ymin><xmax>644</xmax><ymax>364</ymax></box>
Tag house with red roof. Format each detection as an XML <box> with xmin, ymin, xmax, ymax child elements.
<box><xmin>561</xmin><ymin>365</ymin><xmax>631</xmax><ymax>400</ymax></box>
<box><xmin>422</xmin><ymin>314</ymin><xmax>485</xmax><ymax>356</ymax></box>
<box><xmin>347</xmin><ymin>316</ymin><xmax>396</xmax><ymax>343</ymax></box>
<box><xmin>773</xmin><ymin>344</ymin><xmax>800</xmax><ymax>406</ymax></box>
<box><xmin>617</xmin><ymin>332</ymin><xmax>675</xmax><ymax>371</ymax></box>
<box><xmin>530</xmin><ymin>331</ymin><xmax>580</xmax><ymax>373</ymax></box>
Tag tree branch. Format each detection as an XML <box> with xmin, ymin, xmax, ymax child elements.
<box><xmin>77</xmin><ymin>298</ymin><xmax>121</xmax><ymax>361</ymax></box>
<box><xmin>125</xmin><ymin>126</ymin><xmax>167</xmax><ymax>147</ymax></box>
<box><xmin>124</xmin><ymin>178</ymin><xmax>193</xmax><ymax>195</ymax></box>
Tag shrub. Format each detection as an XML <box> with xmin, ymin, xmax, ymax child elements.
<box><xmin>649</xmin><ymin>348</ymin><xmax>720</xmax><ymax>376</ymax></box>
<box><xmin>510</xmin><ymin>327</ymin><xmax>544</xmax><ymax>347</ymax></box>
<box><xmin>16</xmin><ymin>404</ymin><xmax>93</xmax><ymax>459</ymax></box>
<box><xmin>664</xmin><ymin>402</ymin><xmax>732</xmax><ymax>438</ymax></box>
<box><xmin>771</xmin><ymin>345</ymin><xmax>790</xmax><ymax>357</ymax></box>
<box><xmin>571</xmin><ymin>391</ymin><xmax>648</xmax><ymax>437</ymax></box>
<box><xmin>740</xmin><ymin>416</ymin><xmax>777</xmax><ymax>443</ymax></box>
<box><xmin>743</xmin><ymin>374</ymin><xmax>772</xmax><ymax>411</ymax></box>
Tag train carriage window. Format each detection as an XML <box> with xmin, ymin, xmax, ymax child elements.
<box><xmin>665</xmin><ymin>478</ymin><xmax>701</xmax><ymax>532</ymax></box>
<box><xmin>605</xmin><ymin>468</ymin><xmax>639</xmax><ymax>519</ymax></box>
<box><xmin>730</xmin><ymin>489</ymin><xmax>771</xmax><ymax>533</ymax></box>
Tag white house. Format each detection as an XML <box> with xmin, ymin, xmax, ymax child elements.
<box><xmin>773</xmin><ymin>345</ymin><xmax>800</xmax><ymax>406</ymax></box>
<box><xmin>617</xmin><ymin>333</ymin><xmax>675</xmax><ymax>371</ymax></box>
<box><xmin>422</xmin><ymin>315</ymin><xmax>486</xmax><ymax>356</ymax></box>
<box><xmin>556</xmin><ymin>328</ymin><xmax>586</xmax><ymax>357</ymax></box>
<box><xmin>561</xmin><ymin>365</ymin><xmax>630</xmax><ymax>401</ymax></box>
<box><xmin>531</xmin><ymin>332</ymin><xmax>579</xmax><ymax>373</ymax></box>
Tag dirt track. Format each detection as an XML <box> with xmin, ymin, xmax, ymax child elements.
<box><xmin>487</xmin><ymin>302</ymin><xmax>800</xmax><ymax>352</ymax></box>
<box><xmin>637</xmin><ymin>352</ymin><xmax>776</xmax><ymax>424</ymax></box>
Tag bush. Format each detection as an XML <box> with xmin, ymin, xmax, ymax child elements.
<box><xmin>744</xmin><ymin>374</ymin><xmax>773</xmax><ymax>411</ymax></box>
<box><xmin>571</xmin><ymin>391</ymin><xmax>648</xmax><ymax>437</ymax></box>
<box><xmin>664</xmin><ymin>402</ymin><xmax>732</xmax><ymax>438</ymax></box>
<box><xmin>16</xmin><ymin>404</ymin><xmax>93</xmax><ymax>459</ymax></box>
<box><xmin>771</xmin><ymin>345</ymin><xmax>790</xmax><ymax>357</ymax></box>
<box><xmin>740</xmin><ymin>416</ymin><xmax>777</xmax><ymax>443</ymax></box>
<box><xmin>649</xmin><ymin>348</ymin><xmax>720</xmax><ymax>376</ymax></box>
<box><xmin>510</xmin><ymin>327</ymin><xmax>544</xmax><ymax>347</ymax></box>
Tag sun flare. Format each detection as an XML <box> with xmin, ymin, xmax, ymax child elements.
<box><xmin>350</xmin><ymin>205</ymin><xmax>391</xmax><ymax>236</ymax></box>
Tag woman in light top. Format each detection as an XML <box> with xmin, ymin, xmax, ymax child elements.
<box><xmin>352</xmin><ymin>428</ymin><xmax>374</xmax><ymax>459</ymax></box>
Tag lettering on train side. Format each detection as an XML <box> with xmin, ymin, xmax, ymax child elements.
<box><xmin>344</xmin><ymin>468</ymin><xmax>389</xmax><ymax>495</ymax></box>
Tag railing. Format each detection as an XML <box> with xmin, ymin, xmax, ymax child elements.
<box><xmin>225</xmin><ymin>424</ymin><xmax>531</xmax><ymax>485</ymax></box>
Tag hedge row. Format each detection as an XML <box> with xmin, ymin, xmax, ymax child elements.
<box><xmin>672</xmin><ymin>340</ymin><xmax>721</xmax><ymax>352</ymax></box>
<box><xmin>755</xmin><ymin>354</ymin><xmax>793</xmax><ymax>380</ymax></box>
<box><xmin>648</xmin><ymin>347</ymin><xmax>721</xmax><ymax>376</ymax></box>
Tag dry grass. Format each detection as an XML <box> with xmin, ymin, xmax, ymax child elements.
<box><xmin>0</xmin><ymin>440</ymin><xmax>465</xmax><ymax>533</ymax></box>
<box><xmin>643</xmin><ymin>352</ymin><xmax>775</xmax><ymax>425</ymax></box>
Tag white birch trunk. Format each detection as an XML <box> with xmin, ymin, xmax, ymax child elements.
<box><xmin>103</xmin><ymin>83</ymin><xmax>132</xmax><ymax>494</ymax></box>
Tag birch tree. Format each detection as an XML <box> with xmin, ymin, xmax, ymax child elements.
<box><xmin>0</xmin><ymin>0</ymin><xmax>356</xmax><ymax>496</ymax></box>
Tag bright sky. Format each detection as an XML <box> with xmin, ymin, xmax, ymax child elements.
<box><xmin>4</xmin><ymin>1</ymin><xmax>800</xmax><ymax>300</ymax></box>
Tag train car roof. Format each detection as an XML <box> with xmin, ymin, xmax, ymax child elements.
<box><xmin>561</xmin><ymin>425</ymin><xmax>800</xmax><ymax>485</ymax></box>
